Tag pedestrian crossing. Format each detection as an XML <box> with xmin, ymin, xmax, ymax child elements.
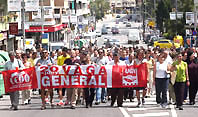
<box><xmin>120</xmin><ymin>95</ymin><xmax>175</xmax><ymax>117</ymax></box>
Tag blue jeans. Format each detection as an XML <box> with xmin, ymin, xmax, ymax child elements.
<box><xmin>101</xmin><ymin>88</ymin><xmax>107</xmax><ymax>101</ymax></box>
<box><xmin>96</xmin><ymin>88</ymin><xmax>107</xmax><ymax>102</ymax></box>
<box><xmin>96</xmin><ymin>88</ymin><xmax>102</xmax><ymax>102</ymax></box>
<box><xmin>155</xmin><ymin>78</ymin><xmax>169</xmax><ymax>105</ymax></box>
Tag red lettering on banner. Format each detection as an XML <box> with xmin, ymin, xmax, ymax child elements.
<box><xmin>62</xmin><ymin>66</ymin><xmax>71</xmax><ymax>74</ymax></box>
<box><xmin>98</xmin><ymin>66</ymin><xmax>107</xmax><ymax>75</ymax></box>
<box><xmin>86</xmin><ymin>66</ymin><xmax>95</xmax><ymax>75</ymax></box>
<box><xmin>74</xmin><ymin>67</ymin><xmax>82</xmax><ymax>75</ymax></box>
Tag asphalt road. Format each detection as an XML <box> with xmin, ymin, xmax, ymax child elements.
<box><xmin>0</xmin><ymin>92</ymin><xmax>198</xmax><ymax>117</ymax></box>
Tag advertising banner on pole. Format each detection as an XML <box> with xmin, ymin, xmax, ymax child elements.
<box><xmin>9</xmin><ymin>22</ymin><xmax>18</xmax><ymax>35</ymax></box>
<box><xmin>7</xmin><ymin>0</ymin><xmax>22</xmax><ymax>12</ymax></box>
<box><xmin>186</xmin><ymin>12</ymin><xmax>195</xmax><ymax>24</ymax></box>
<box><xmin>25</xmin><ymin>0</ymin><xmax>39</xmax><ymax>11</ymax></box>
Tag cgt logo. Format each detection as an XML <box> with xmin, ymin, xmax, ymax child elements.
<box><xmin>10</xmin><ymin>71</ymin><xmax>30</xmax><ymax>85</ymax></box>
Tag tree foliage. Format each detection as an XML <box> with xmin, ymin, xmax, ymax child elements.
<box><xmin>156</xmin><ymin>0</ymin><xmax>193</xmax><ymax>38</ymax></box>
<box><xmin>90</xmin><ymin>0</ymin><xmax>110</xmax><ymax>20</ymax></box>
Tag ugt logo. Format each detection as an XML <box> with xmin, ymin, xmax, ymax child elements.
<box><xmin>122</xmin><ymin>67</ymin><xmax>138</xmax><ymax>86</ymax></box>
<box><xmin>10</xmin><ymin>71</ymin><xmax>30</xmax><ymax>85</ymax></box>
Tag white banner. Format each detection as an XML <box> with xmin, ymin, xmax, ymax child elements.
<box><xmin>70</xmin><ymin>16</ymin><xmax>78</xmax><ymax>24</ymax></box>
<box><xmin>62</xmin><ymin>15</ymin><xmax>69</xmax><ymax>23</ymax></box>
<box><xmin>32</xmin><ymin>9</ymin><xmax>41</xmax><ymax>19</ymax></box>
<box><xmin>25</xmin><ymin>0</ymin><xmax>39</xmax><ymax>11</ymax></box>
<box><xmin>186</xmin><ymin>12</ymin><xmax>194</xmax><ymax>24</ymax></box>
<box><xmin>7</xmin><ymin>0</ymin><xmax>22</xmax><ymax>12</ymax></box>
<box><xmin>44</xmin><ymin>6</ymin><xmax>54</xmax><ymax>19</ymax></box>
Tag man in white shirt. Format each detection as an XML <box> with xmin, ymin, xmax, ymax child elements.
<box><xmin>108</xmin><ymin>53</ymin><xmax>125</xmax><ymax>107</ymax></box>
<box><xmin>4</xmin><ymin>51</ymin><xmax>25</xmax><ymax>110</ymax></box>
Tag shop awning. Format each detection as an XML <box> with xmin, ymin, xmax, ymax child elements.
<box><xmin>25</xmin><ymin>24</ymin><xmax>65</xmax><ymax>33</ymax></box>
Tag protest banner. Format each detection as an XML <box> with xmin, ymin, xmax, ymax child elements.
<box><xmin>2</xmin><ymin>67</ymin><xmax>38</xmax><ymax>93</ymax></box>
<box><xmin>2</xmin><ymin>64</ymin><xmax>148</xmax><ymax>92</ymax></box>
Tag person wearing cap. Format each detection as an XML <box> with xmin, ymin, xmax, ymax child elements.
<box><xmin>57</xmin><ymin>47</ymin><xmax>70</xmax><ymax>106</ymax></box>
<box><xmin>4</xmin><ymin>51</ymin><xmax>25</xmax><ymax>110</ymax></box>
<box><xmin>36</xmin><ymin>49</ymin><xmax>55</xmax><ymax>110</ymax></box>
<box><xmin>108</xmin><ymin>53</ymin><xmax>125</xmax><ymax>107</ymax></box>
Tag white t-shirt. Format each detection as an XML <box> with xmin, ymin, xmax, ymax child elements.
<box><xmin>155</xmin><ymin>61</ymin><xmax>168</xmax><ymax>78</ymax></box>
<box><xmin>125</xmin><ymin>59</ymin><xmax>134</xmax><ymax>65</ymax></box>
<box><xmin>107</xmin><ymin>60</ymin><xmax>126</xmax><ymax>65</ymax></box>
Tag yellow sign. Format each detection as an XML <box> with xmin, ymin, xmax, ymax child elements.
<box><xmin>0</xmin><ymin>34</ymin><xmax>3</xmax><ymax>41</ymax></box>
<box><xmin>26</xmin><ymin>41</ymin><xmax>30</xmax><ymax>45</ymax></box>
<box><xmin>42</xmin><ymin>39</ymin><xmax>48</xmax><ymax>44</ymax></box>
<box><xmin>148</xmin><ymin>21</ymin><xmax>155</xmax><ymax>27</ymax></box>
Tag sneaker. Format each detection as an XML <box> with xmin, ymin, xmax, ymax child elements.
<box><xmin>136</xmin><ymin>102</ymin><xmax>141</xmax><ymax>107</ymax></box>
<box><xmin>57</xmin><ymin>100</ymin><xmax>64</xmax><ymax>106</ymax></box>
<box><xmin>142</xmin><ymin>98</ymin><xmax>145</xmax><ymax>105</ymax></box>
<box><xmin>101</xmin><ymin>100</ymin><xmax>107</xmax><ymax>103</ymax></box>
<box><xmin>95</xmin><ymin>101</ymin><xmax>100</xmax><ymax>105</ymax></box>
<box><xmin>179</xmin><ymin>107</ymin><xmax>183</xmax><ymax>110</ymax></box>
<box><xmin>71</xmin><ymin>106</ymin><xmax>75</xmax><ymax>109</ymax></box>
<box><xmin>13</xmin><ymin>106</ymin><xmax>18</xmax><ymax>111</ymax></box>
<box><xmin>45</xmin><ymin>98</ymin><xmax>50</xmax><ymax>104</ymax></box>
<box><xmin>161</xmin><ymin>104</ymin><xmax>167</xmax><ymax>109</ymax></box>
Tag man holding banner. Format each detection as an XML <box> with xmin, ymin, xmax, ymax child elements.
<box><xmin>108</xmin><ymin>53</ymin><xmax>126</xmax><ymax>107</ymax></box>
<box><xmin>4</xmin><ymin>51</ymin><xmax>24</xmax><ymax>111</ymax></box>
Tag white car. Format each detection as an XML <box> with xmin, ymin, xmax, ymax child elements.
<box><xmin>95</xmin><ymin>30</ymin><xmax>102</xmax><ymax>37</ymax></box>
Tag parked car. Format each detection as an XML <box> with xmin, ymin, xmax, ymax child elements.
<box><xmin>95</xmin><ymin>30</ymin><xmax>102</xmax><ymax>37</ymax></box>
<box><xmin>154</xmin><ymin>39</ymin><xmax>180</xmax><ymax>49</ymax></box>
<box><xmin>105</xmin><ymin>39</ymin><xmax>120</xmax><ymax>48</ymax></box>
<box><xmin>102</xmin><ymin>27</ymin><xmax>108</xmax><ymax>34</ymax></box>
<box><xmin>116</xmin><ymin>15</ymin><xmax>121</xmax><ymax>18</ymax></box>
<box><xmin>126</xmin><ymin>22</ymin><xmax>131</xmax><ymax>27</ymax></box>
<box><xmin>123</xmin><ymin>19</ymin><xmax>128</xmax><ymax>24</ymax></box>
<box><xmin>111</xmin><ymin>27</ymin><xmax>119</xmax><ymax>34</ymax></box>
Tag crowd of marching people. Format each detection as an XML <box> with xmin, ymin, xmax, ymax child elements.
<box><xmin>1</xmin><ymin>45</ymin><xmax>198</xmax><ymax>111</ymax></box>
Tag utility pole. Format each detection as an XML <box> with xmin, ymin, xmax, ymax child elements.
<box><xmin>142</xmin><ymin>0</ymin><xmax>145</xmax><ymax>40</ymax></box>
<box><xmin>175</xmin><ymin>0</ymin><xmax>178</xmax><ymax>35</ymax></box>
<box><xmin>194</xmin><ymin>1</ymin><xmax>197</xmax><ymax>32</ymax></box>
<box><xmin>41</xmin><ymin>0</ymin><xmax>45</xmax><ymax>50</ymax></box>
<box><xmin>21</xmin><ymin>0</ymin><xmax>26</xmax><ymax>51</ymax></box>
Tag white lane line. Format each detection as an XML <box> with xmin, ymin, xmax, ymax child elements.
<box><xmin>170</xmin><ymin>105</ymin><xmax>177</xmax><ymax>117</ymax></box>
<box><xmin>133</xmin><ymin>112</ymin><xmax>169</xmax><ymax>117</ymax></box>
<box><xmin>119</xmin><ymin>107</ymin><xmax>131</xmax><ymax>117</ymax></box>
<box><xmin>127</xmin><ymin>107</ymin><xmax>159</xmax><ymax>111</ymax></box>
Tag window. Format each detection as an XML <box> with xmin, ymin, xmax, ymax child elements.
<box><xmin>54</xmin><ymin>9</ymin><xmax>60</xmax><ymax>14</ymax></box>
<box><xmin>159</xmin><ymin>41</ymin><xmax>169</xmax><ymax>43</ymax></box>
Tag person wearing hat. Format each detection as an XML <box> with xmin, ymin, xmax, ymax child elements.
<box><xmin>4</xmin><ymin>51</ymin><xmax>25</xmax><ymax>110</ymax></box>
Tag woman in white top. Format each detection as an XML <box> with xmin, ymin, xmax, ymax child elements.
<box><xmin>153</xmin><ymin>53</ymin><xmax>170</xmax><ymax>108</ymax></box>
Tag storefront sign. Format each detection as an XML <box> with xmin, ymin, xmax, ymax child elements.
<box><xmin>25</xmin><ymin>24</ymin><xmax>63</xmax><ymax>32</ymax></box>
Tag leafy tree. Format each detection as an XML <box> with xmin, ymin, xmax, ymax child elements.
<box><xmin>90</xmin><ymin>0</ymin><xmax>110</xmax><ymax>20</ymax></box>
<box><xmin>156</xmin><ymin>0</ymin><xmax>194</xmax><ymax>38</ymax></box>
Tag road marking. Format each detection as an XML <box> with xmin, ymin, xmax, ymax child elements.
<box><xmin>119</xmin><ymin>107</ymin><xmax>131</xmax><ymax>117</ymax></box>
<box><xmin>170</xmin><ymin>105</ymin><xmax>177</xmax><ymax>117</ymax></box>
<box><xmin>127</xmin><ymin>107</ymin><xmax>159</xmax><ymax>111</ymax></box>
<box><xmin>132</xmin><ymin>112</ymin><xmax>169</xmax><ymax>117</ymax></box>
